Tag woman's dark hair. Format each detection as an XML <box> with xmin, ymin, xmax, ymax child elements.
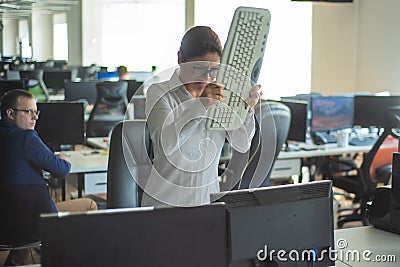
<box><xmin>1</xmin><ymin>89</ymin><xmax>34</xmax><ymax>118</ymax></box>
<box><xmin>179</xmin><ymin>26</ymin><xmax>222</xmax><ymax>62</ymax></box>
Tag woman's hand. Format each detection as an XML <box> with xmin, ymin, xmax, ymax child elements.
<box><xmin>200</xmin><ymin>82</ymin><xmax>226</xmax><ymax>109</ymax></box>
<box><xmin>245</xmin><ymin>85</ymin><xmax>262</xmax><ymax>111</ymax></box>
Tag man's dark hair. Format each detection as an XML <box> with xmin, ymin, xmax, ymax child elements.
<box><xmin>117</xmin><ymin>65</ymin><xmax>128</xmax><ymax>76</ymax></box>
<box><xmin>179</xmin><ymin>26</ymin><xmax>222</xmax><ymax>62</ymax></box>
<box><xmin>1</xmin><ymin>89</ymin><xmax>35</xmax><ymax>118</ymax></box>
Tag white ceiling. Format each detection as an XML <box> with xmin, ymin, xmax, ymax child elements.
<box><xmin>0</xmin><ymin>0</ymin><xmax>78</xmax><ymax>19</ymax></box>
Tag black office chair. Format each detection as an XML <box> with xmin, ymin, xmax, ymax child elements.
<box><xmin>220</xmin><ymin>100</ymin><xmax>291</xmax><ymax>190</ymax></box>
<box><xmin>106</xmin><ymin>120</ymin><xmax>153</xmax><ymax>208</ymax></box>
<box><xmin>0</xmin><ymin>184</ymin><xmax>52</xmax><ymax>265</ymax></box>
<box><xmin>330</xmin><ymin>105</ymin><xmax>400</xmax><ymax>228</ymax></box>
<box><xmin>64</xmin><ymin>80</ymin><xmax>98</xmax><ymax>105</ymax></box>
<box><xmin>19</xmin><ymin>69</ymin><xmax>50</xmax><ymax>102</ymax></box>
<box><xmin>86</xmin><ymin>81</ymin><xmax>128</xmax><ymax>137</ymax></box>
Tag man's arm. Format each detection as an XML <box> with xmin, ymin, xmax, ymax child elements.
<box><xmin>24</xmin><ymin>131</ymin><xmax>71</xmax><ymax>178</ymax></box>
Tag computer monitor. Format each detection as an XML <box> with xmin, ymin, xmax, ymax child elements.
<box><xmin>36</xmin><ymin>102</ymin><xmax>85</xmax><ymax>151</ymax></box>
<box><xmin>354</xmin><ymin>95</ymin><xmax>400</xmax><ymax>128</ymax></box>
<box><xmin>43</xmin><ymin>70</ymin><xmax>77</xmax><ymax>90</ymax></box>
<box><xmin>211</xmin><ymin>180</ymin><xmax>334</xmax><ymax>267</ymax></box>
<box><xmin>310</xmin><ymin>96</ymin><xmax>354</xmax><ymax>133</ymax></box>
<box><xmin>280</xmin><ymin>100</ymin><xmax>308</xmax><ymax>142</ymax></box>
<box><xmin>40</xmin><ymin>204</ymin><xmax>229</xmax><ymax>267</ymax></box>
<box><xmin>126</xmin><ymin>80</ymin><xmax>144</xmax><ymax>100</ymax></box>
<box><xmin>64</xmin><ymin>80</ymin><xmax>98</xmax><ymax>105</ymax></box>
<box><xmin>97</xmin><ymin>71</ymin><xmax>119</xmax><ymax>81</ymax></box>
<box><xmin>0</xmin><ymin>80</ymin><xmax>28</xmax><ymax>98</ymax></box>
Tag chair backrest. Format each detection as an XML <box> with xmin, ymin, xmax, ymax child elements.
<box><xmin>95</xmin><ymin>81</ymin><xmax>128</xmax><ymax>107</ymax></box>
<box><xmin>43</xmin><ymin>69</ymin><xmax>77</xmax><ymax>90</ymax></box>
<box><xmin>86</xmin><ymin>81</ymin><xmax>129</xmax><ymax>137</ymax></box>
<box><xmin>107</xmin><ymin>120</ymin><xmax>153</xmax><ymax>208</ymax></box>
<box><xmin>360</xmin><ymin>105</ymin><xmax>400</xmax><ymax>195</ymax></box>
<box><xmin>64</xmin><ymin>80</ymin><xmax>98</xmax><ymax>104</ymax></box>
<box><xmin>222</xmin><ymin>101</ymin><xmax>291</xmax><ymax>190</ymax></box>
<box><xmin>0</xmin><ymin>184</ymin><xmax>51</xmax><ymax>244</ymax></box>
<box><xmin>19</xmin><ymin>69</ymin><xmax>50</xmax><ymax>102</ymax></box>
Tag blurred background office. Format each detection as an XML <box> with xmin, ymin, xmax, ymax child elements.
<box><xmin>1</xmin><ymin>0</ymin><xmax>400</xmax><ymax>99</ymax></box>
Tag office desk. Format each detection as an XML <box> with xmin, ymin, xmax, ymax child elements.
<box><xmin>334</xmin><ymin>226</ymin><xmax>400</xmax><ymax>266</ymax></box>
<box><xmin>87</xmin><ymin>138</ymin><xmax>373</xmax><ymax>181</ymax></box>
<box><xmin>88</xmin><ymin>138</ymin><xmax>372</xmax><ymax>160</ymax></box>
<box><xmin>276</xmin><ymin>144</ymin><xmax>372</xmax><ymax>182</ymax></box>
<box><xmin>87</xmin><ymin>137</ymin><xmax>109</xmax><ymax>150</ymax></box>
<box><xmin>63</xmin><ymin>150</ymin><xmax>108</xmax><ymax>199</ymax></box>
<box><xmin>278</xmin><ymin>143</ymin><xmax>372</xmax><ymax>160</ymax></box>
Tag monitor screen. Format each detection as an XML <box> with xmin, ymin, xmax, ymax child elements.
<box><xmin>310</xmin><ymin>96</ymin><xmax>354</xmax><ymax>132</ymax></box>
<box><xmin>354</xmin><ymin>95</ymin><xmax>400</xmax><ymax>127</ymax></box>
<box><xmin>40</xmin><ymin>204</ymin><xmax>229</xmax><ymax>267</ymax></box>
<box><xmin>64</xmin><ymin>80</ymin><xmax>98</xmax><ymax>105</ymax></box>
<box><xmin>97</xmin><ymin>71</ymin><xmax>119</xmax><ymax>81</ymax></box>
<box><xmin>211</xmin><ymin>180</ymin><xmax>334</xmax><ymax>266</ymax></box>
<box><xmin>280</xmin><ymin>100</ymin><xmax>308</xmax><ymax>142</ymax></box>
<box><xmin>126</xmin><ymin>80</ymin><xmax>144</xmax><ymax>100</ymax></box>
<box><xmin>36</xmin><ymin>102</ymin><xmax>85</xmax><ymax>150</ymax></box>
<box><xmin>0</xmin><ymin>80</ymin><xmax>28</xmax><ymax>99</ymax></box>
<box><xmin>43</xmin><ymin>70</ymin><xmax>76</xmax><ymax>90</ymax></box>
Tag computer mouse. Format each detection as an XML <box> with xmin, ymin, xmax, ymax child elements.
<box><xmin>311</xmin><ymin>132</ymin><xmax>328</xmax><ymax>145</ymax></box>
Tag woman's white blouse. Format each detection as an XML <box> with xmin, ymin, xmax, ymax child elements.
<box><xmin>141</xmin><ymin>69</ymin><xmax>255</xmax><ymax>207</ymax></box>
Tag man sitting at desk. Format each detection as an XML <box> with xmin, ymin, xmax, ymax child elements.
<box><xmin>0</xmin><ymin>89</ymin><xmax>97</xmax><ymax>265</ymax></box>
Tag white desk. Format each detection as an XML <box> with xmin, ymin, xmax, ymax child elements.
<box><xmin>334</xmin><ymin>226</ymin><xmax>400</xmax><ymax>266</ymax></box>
<box><xmin>87</xmin><ymin>138</ymin><xmax>372</xmax><ymax>160</ymax></box>
<box><xmin>63</xmin><ymin>150</ymin><xmax>108</xmax><ymax>199</ymax></box>
<box><xmin>273</xmin><ymin>144</ymin><xmax>372</xmax><ymax>181</ymax></box>
<box><xmin>278</xmin><ymin>143</ymin><xmax>372</xmax><ymax>160</ymax></box>
<box><xmin>87</xmin><ymin>137</ymin><xmax>109</xmax><ymax>150</ymax></box>
<box><xmin>86</xmin><ymin>138</ymin><xmax>373</xmax><ymax>180</ymax></box>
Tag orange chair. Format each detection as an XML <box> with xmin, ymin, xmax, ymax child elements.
<box><xmin>369</xmin><ymin>135</ymin><xmax>398</xmax><ymax>184</ymax></box>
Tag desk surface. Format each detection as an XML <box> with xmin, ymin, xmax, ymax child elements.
<box><xmin>334</xmin><ymin>226</ymin><xmax>400</xmax><ymax>266</ymax></box>
<box><xmin>87</xmin><ymin>137</ymin><xmax>372</xmax><ymax>160</ymax></box>
<box><xmin>278</xmin><ymin>143</ymin><xmax>372</xmax><ymax>159</ymax></box>
<box><xmin>87</xmin><ymin>137</ymin><xmax>109</xmax><ymax>150</ymax></box>
<box><xmin>64</xmin><ymin>150</ymin><xmax>108</xmax><ymax>174</ymax></box>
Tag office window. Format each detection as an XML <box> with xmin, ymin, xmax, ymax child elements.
<box><xmin>83</xmin><ymin>0</ymin><xmax>185</xmax><ymax>72</ymax></box>
<box><xmin>195</xmin><ymin>0</ymin><xmax>312</xmax><ymax>99</ymax></box>
<box><xmin>18</xmin><ymin>19</ymin><xmax>32</xmax><ymax>58</ymax></box>
<box><xmin>53</xmin><ymin>13</ymin><xmax>68</xmax><ymax>61</ymax></box>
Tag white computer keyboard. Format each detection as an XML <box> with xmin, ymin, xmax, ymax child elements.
<box><xmin>206</xmin><ymin>6</ymin><xmax>271</xmax><ymax>131</ymax></box>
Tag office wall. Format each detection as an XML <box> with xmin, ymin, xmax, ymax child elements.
<box><xmin>357</xmin><ymin>0</ymin><xmax>400</xmax><ymax>95</ymax></box>
<box><xmin>312</xmin><ymin>2</ymin><xmax>357</xmax><ymax>95</ymax></box>
<box><xmin>67</xmin><ymin>0</ymin><xmax>83</xmax><ymax>65</ymax></box>
<box><xmin>312</xmin><ymin>0</ymin><xmax>400</xmax><ymax>95</ymax></box>
<box><xmin>31</xmin><ymin>12</ymin><xmax>53</xmax><ymax>61</ymax></box>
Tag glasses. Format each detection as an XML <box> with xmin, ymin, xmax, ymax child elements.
<box><xmin>12</xmin><ymin>108</ymin><xmax>40</xmax><ymax>117</ymax></box>
<box><xmin>192</xmin><ymin>65</ymin><xmax>220</xmax><ymax>80</ymax></box>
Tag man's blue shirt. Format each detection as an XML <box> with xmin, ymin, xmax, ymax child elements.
<box><xmin>0</xmin><ymin>119</ymin><xmax>71</xmax><ymax>212</ymax></box>
<box><xmin>0</xmin><ymin>119</ymin><xmax>71</xmax><ymax>184</ymax></box>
